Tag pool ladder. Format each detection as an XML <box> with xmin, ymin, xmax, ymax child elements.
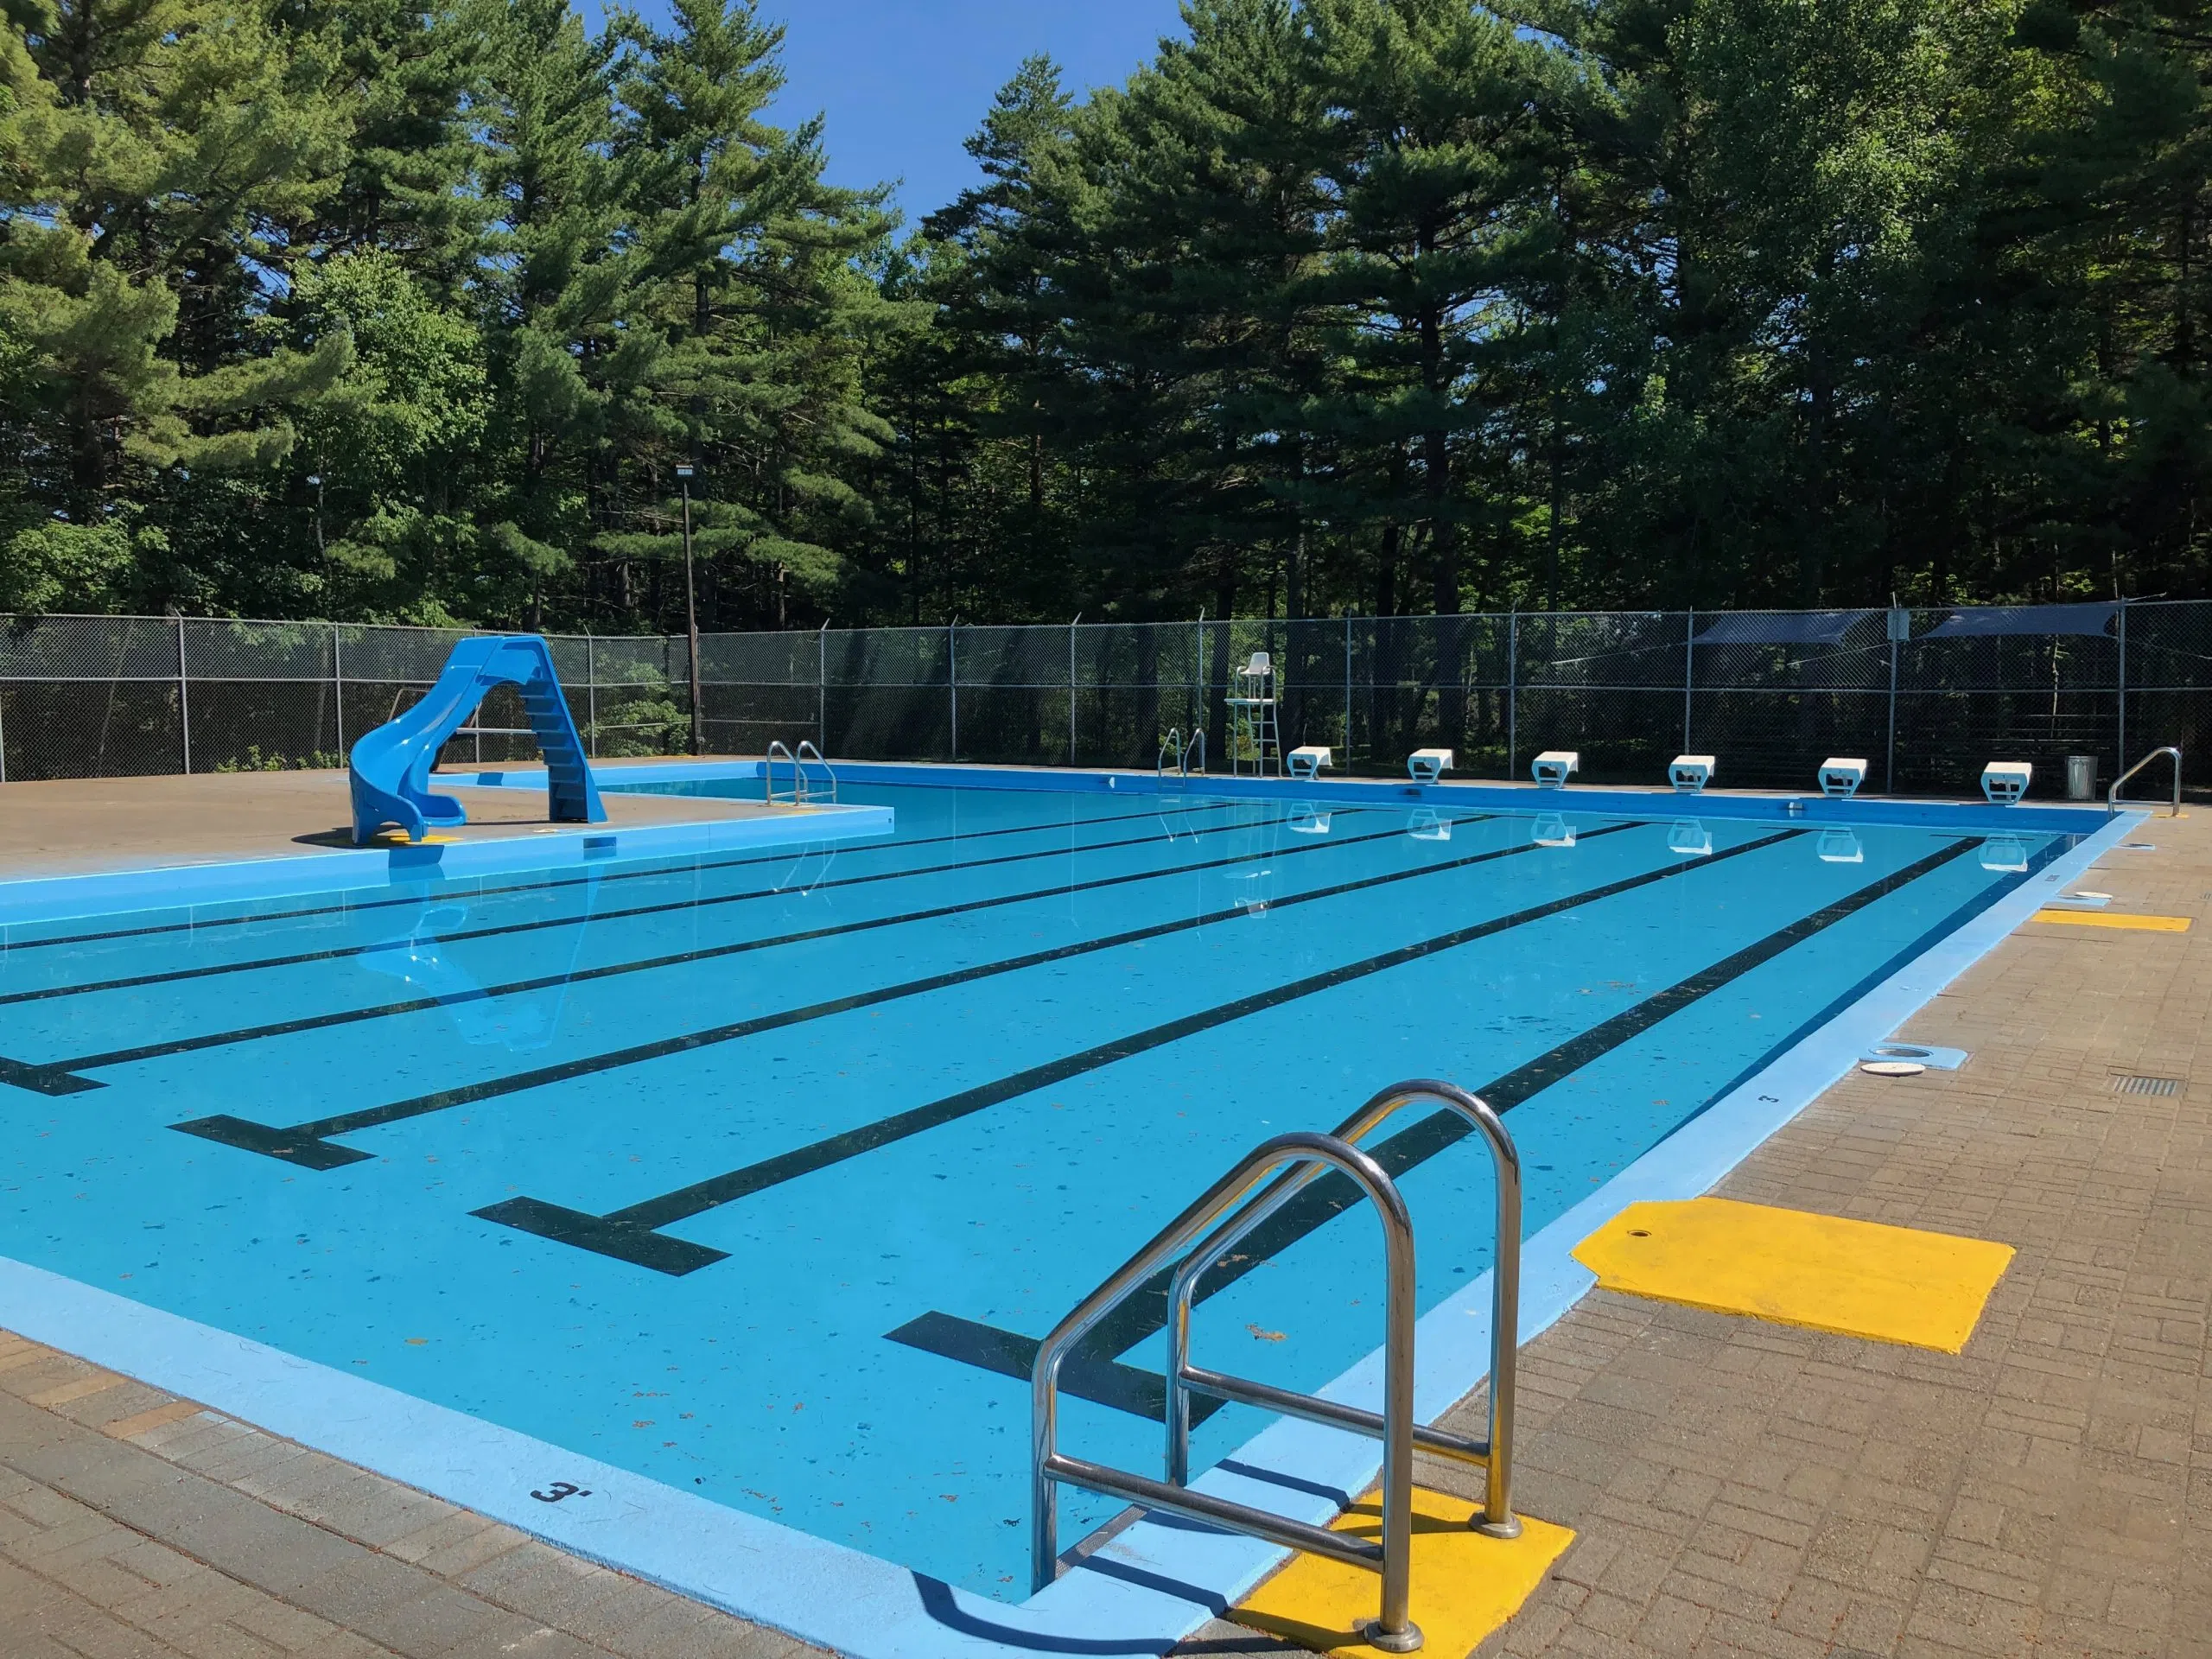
<box><xmin>764</xmin><ymin>740</ymin><xmax>836</xmax><ymax>805</ymax></box>
<box><xmin>1032</xmin><ymin>1079</ymin><xmax>1522</xmax><ymax>1653</ymax></box>
<box><xmin>1157</xmin><ymin>727</ymin><xmax>1206</xmax><ymax>785</ymax></box>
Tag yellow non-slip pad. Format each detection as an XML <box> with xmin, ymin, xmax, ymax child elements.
<box><xmin>2030</xmin><ymin>909</ymin><xmax>2191</xmax><ymax>931</ymax></box>
<box><xmin>1232</xmin><ymin>1486</ymin><xmax>1574</xmax><ymax>1657</ymax></box>
<box><xmin>1573</xmin><ymin>1198</ymin><xmax>2013</xmax><ymax>1353</ymax></box>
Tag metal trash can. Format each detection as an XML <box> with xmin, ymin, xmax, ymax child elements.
<box><xmin>2067</xmin><ymin>754</ymin><xmax>2097</xmax><ymax>800</ymax></box>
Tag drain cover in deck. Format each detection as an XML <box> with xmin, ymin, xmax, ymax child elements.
<box><xmin>1573</xmin><ymin>1198</ymin><xmax>2014</xmax><ymax>1352</ymax></box>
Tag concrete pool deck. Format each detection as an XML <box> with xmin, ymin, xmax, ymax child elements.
<box><xmin>0</xmin><ymin>796</ymin><xmax>2204</xmax><ymax>1657</ymax></box>
<box><xmin>0</xmin><ymin>760</ymin><xmax>772</xmax><ymax>880</ymax></box>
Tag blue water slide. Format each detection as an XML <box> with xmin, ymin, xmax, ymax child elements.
<box><xmin>348</xmin><ymin>634</ymin><xmax>606</xmax><ymax>845</ymax></box>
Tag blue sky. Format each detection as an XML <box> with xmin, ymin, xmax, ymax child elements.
<box><xmin>600</xmin><ymin>1</ymin><xmax>1191</xmax><ymax>225</ymax></box>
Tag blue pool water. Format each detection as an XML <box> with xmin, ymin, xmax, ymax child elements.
<box><xmin>0</xmin><ymin>782</ymin><xmax>2069</xmax><ymax>1599</ymax></box>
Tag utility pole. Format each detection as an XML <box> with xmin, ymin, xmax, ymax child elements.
<box><xmin>676</xmin><ymin>464</ymin><xmax>703</xmax><ymax>755</ymax></box>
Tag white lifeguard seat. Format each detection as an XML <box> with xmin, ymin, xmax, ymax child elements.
<box><xmin>1532</xmin><ymin>811</ymin><xmax>1575</xmax><ymax>848</ymax></box>
<box><xmin>1818</xmin><ymin>757</ymin><xmax>1867</xmax><ymax>798</ymax></box>
<box><xmin>1287</xmin><ymin>745</ymin><xmax>1332</xmax><ymax>780</ymax></box>
<box><xmin>1981</xmin><ymin>760</ymin><xmax>2031</xmax><ymax>805</ymax></box>
<box><xmin>1980</xmin><ymin>835</ymin><xmax>2029</xmax><ymax>873</ymax></box>
<box><xmin>1669</xmin><ymin>754</ymin><xmax>1715</xmax><ymax>794</ymax></box>
<box><xmin>1287</xmin><ymin>804</ymin><xmax>1332</xmax><ymax>836</ymax></box>
<box><xmin>1816</xmin><ymin>829</ymin><xmax>1864</xmax><ymax>865</ymax></box>
<box><xmin>1406</xmin><ymin>806</ymin><xmax>1450</xmax><ymax>842</ymax></box>
<box><xmin>1668</xmin><ymin>819</ymin><xmax>1712</xmax><ymax>856</ymax></box>
<box><xmin>1531</xmin><ymin>750</ymin><xmax>1579</xmax><ymax>788</ymax></box>
<box><xmin>1227</xmin><ymin>653</ymin><xmax>1281</xmax><ymax>777</ymax></box>
<box><xmin>1407</xmin><ymin>747</ymin><xmax>1453</xmax><ymax>784</ymax></box>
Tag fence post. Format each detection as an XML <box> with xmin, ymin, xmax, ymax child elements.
<box><xmin>818</xmin><ymin>620</ymin><xmax>829</xmax><ymax>753</ymax></box>
<box><xmin>2115</xmin><ymin>594</ymin><xmax>2128</xmax><ymax>777</ymax></box>
<box><xmin>1344</xmin><ymin>613</ymin><xmax>1353</xmax><ymax>768</ymax></box>
<box><xmin>1682</xmin><ymin>608</ymin><xmax>1694</xmax><ymax>753</ymax></box>
<box><xmin>1068</xmin><ymin>614</ymin><xmax>1079</xmax><ymax>767</ymax></box>
<box><xmin>584</xmin><ymin>631</ymin><xmax>597</xmax><ymax>758</ymax></box>
<box><xmin>1195</xmin><ymin>609</ymin><xmax>1206</xmax><ymax>753</ymax></box>
<box><xmin>176</xmin><ymin>617</ymin><xmax>192</xmax><ymax>774</ymax></box>
<box><xmin>1885</xmin><ymin>606</ymin><xmax>1901</xmax><ymax>795</ymax></box>
<box><xmin>332</xmin><ymin>623</ymin><xmax>346</xmax><ymax>757</ymax></box>
<box><xmin>948</xmin><ymin>620</ymin><xmax>958</xmax><ymax>760</ymax></box>
<box><xmin>1507</xmin><ymin>607</ymin><xmax>1518</xmax><ymax>779</ymax></box>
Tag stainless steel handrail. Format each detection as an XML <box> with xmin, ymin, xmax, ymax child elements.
<box><xmin>795</xmin><ymin>739</ymin><xmax>836</xmax><ymax>803</ymax></box>
<box><xmin>1157</xmin><ymin>728</ymin><xmax>1183</xmax><ymax>779</ymax></box>
<box><xmin>1184</xmin><ymin>728</ymin><xmax>1205</xmax><ymax>777</ymax></box>
<box><xmin>1033</xmin><ymin>1130</ymin><xmax>1427</xmax><ymax>1652</ymax></box>
<box><xmin>2108</xmin><ymin>745</ymin><xmax>2183</xmax><ymax>816</ymax></box>
<box><xmin>763</xmin><ymin>740</ymin><xmax>798</xmax><ymax>805</ymax></box>
<box><xmin>1164</xmin><ymin>1079</ymin><xmax>1520</xmax><ymax>1538</ymax></box>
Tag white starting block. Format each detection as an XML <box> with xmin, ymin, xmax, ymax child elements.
<box><xmin>1980</xmin><ymin>760</ymin><xmax>2031</xmax><ymax>805</ymax></box>
<box><xmin>1818</xmin><ymin>757</ymin><xmax>1866</xmax><ymax>799</ymax></box>
<box><xmin>1531</xmin><ymin>750</ymin><xmax>1579</xmax><ymax>788</ymax></box>
<box><xmin>1407</xmin><ymin>747</ymin><xmax>1453</xmax><ymax>784</ymax></box>
<box><xmin>1980</xmin><ymin>834</ymin><xmax>2029</xmax><ymax>872</ymax></box>
<box><xmin>1532</xmin><ymin>811</ymin><xmax>1575</xmax><ymax>848</ymax></box>
<box><xmin>1669</xmin><ymin>754</ymin><xmax>1714</xmax><ymax>793</ymax></box>
<box><xmin>1816</xmin><ymin>829</ymin><xmax>1864</xmax><ymax>865</ymax></box>
<box><xmin>1287</xmin><ymin>745</ymin><xmax>1332</xmax><ymax>781</ymax></box>
<box><xmin>1668</xmin><ymin>819</ymin><xmax>1712</xmax><ymax>856</ymax></box>
<box><xmin>1407</xmin><ymin>807</ymin><xmax>1450</xmax><ymax>842</ymax></box>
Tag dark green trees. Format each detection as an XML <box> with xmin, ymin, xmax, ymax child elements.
<box><xmin>4</xmin><ymin>0</ymin><xmax>2211</xmax><ymax>629</ymax></box>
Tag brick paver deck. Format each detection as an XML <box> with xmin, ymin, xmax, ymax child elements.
<box><xmin>4</xmin><ymin>810</ymin><xmax>2206</xmax><ymax>1657</ymax></box>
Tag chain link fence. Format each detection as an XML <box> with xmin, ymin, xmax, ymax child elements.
<box><xmin>3</xmin><ymin>604</ymin><xmax>2207</xmax><ymax>799</ymax></box>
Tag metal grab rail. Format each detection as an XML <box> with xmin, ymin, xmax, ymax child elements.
<box><xmin>2109</xmin><ymin>746</ymin><xmax>2183</xmax><ymax>816</ymax></box>
<box><xmin>1033</xmin><ymin>1130</ymin><xmax>1427</xmax><ymax>1651</ymax></box>
<box><xmin>763</xmin><ymin>740</ymin><xmax>798</xmax><ymax>805</ymax></box>
<box><xmin>1165</xmin><ymin>1080</ymin><xmax>1520</xmax><ymax>1539</ymax></box>
<box><xmin>1157</xmin><ymin>729</ymin><xmax>1208</xmax><ymax>784</ymax></box>
<box><xmin>795</xmin><ymin>739</ymin><xmax>837</xmax><ymax>803</ymax></box>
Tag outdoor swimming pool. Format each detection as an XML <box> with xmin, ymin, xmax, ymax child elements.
<box><xmin>0</xmin><ymin>778</ymin><xmax>2091</xmax><ymax>1609</ymax></box>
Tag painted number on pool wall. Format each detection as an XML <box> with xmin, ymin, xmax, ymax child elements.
<box><xmin>531</xmin><ymin>1480</ymin><xmax>593</xmax><ymax>1503</ymax></box>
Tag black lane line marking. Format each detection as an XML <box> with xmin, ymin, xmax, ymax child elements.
<box><xmin>1678</xmin><ymin>833</ymin><xmax>2067</xmax><ymax>1126</ymax></box>
<box><xmin>0</xmin><ymin>804</ymin><xmax>1311</xmax><ymax>1012</ymax></box>
<box><xmin>472</xmin><ymin>822</ymin><xmax>1772</xmax><ymax>1271</ymax></box>
<box><xmin>23</xmin><ymin>817</ymin><xmax>1433</xmax><ymax>1093</ymax></box>
<box><xmin>887</xmin><ymin>835</ymin><xmax>1984</xmax><ymax>1413</ymax></box>
<box><xmin>881</xmin><ymin>1310</ymin><xmax>1228</xmax><ymax>1426</ymax></box>
<box><xmin>178</xmin><ymin>818</ymin><xmax>1631</xmax><ymax>1173</ymax></box>
<box><xmin>0</xmin><ymin>798</ymin><xmax>1221</xmax><ymax>957</ymax></box>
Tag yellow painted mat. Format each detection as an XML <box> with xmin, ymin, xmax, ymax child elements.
<box><xmin>1573</xmin><ymin>1197</ymin><xmax>2013</xmax><ymax>1352</ymax></box>
<box><xmin>1232</xmin><ymin>1486</ymin><xmax>1574</xmax><ymax>1657</ymax></box>
<box><xmin>2030</xmin><ymin>909</ymin><xmax>2191</xmax><ymax>931</ymax></box>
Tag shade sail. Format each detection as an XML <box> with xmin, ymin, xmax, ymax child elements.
<box><xmin>1923</xmin><ymin>603</ymin><xmax>2116</xmax><ymax>639</ymax></box>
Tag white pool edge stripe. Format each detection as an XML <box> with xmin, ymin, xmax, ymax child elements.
<box><xmin>0</xmin><ymin>808</ymin><xmax>2144</xmax><ymax>1659</ymax></box>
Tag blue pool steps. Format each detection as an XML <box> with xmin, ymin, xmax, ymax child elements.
<box><xmin>348</xmin><ymin>634</ymin><xmax>605</xmax><ymax>846</ymax></box>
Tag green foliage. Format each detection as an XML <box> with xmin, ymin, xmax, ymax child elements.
<box><xmin>3</xmin><ymin>0</ymin><xmax>2211</xmax><ymax>630</ymax></box>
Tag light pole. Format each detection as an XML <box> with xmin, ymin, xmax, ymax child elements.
<box><xmin>676</xmin><ymin>463</ymin><xmax>702</xmax><ymax>755</ymax></box>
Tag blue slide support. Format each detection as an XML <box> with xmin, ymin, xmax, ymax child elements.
<box><xmin>349</xmin><ymin>634</ymin><xmax>606</xmax><ymax>845</ymax></box>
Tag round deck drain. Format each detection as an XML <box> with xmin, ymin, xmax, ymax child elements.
<box><xmin>1860</xmin><ymin>1060</ymin><xmax>1927</xmax><ymax>1077</ymax></box>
